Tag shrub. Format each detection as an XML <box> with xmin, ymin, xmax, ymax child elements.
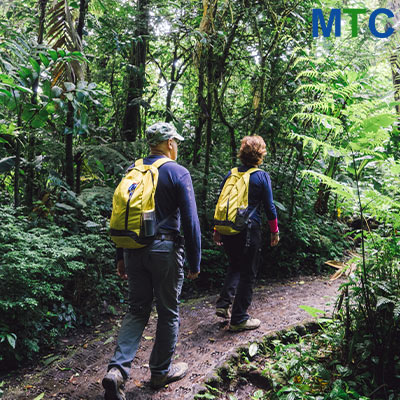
<box><xmin>0</xmin><ymin>205</ymin><xmax>122</xmax><ymax>367</ymax></box>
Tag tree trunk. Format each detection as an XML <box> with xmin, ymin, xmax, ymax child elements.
<box><xmin>314</xmin><ymin>157</ymin><xmax>339</xmax><ymax>215</ymax></box>
<box><xmin>193</xmin><ymin>55</ymin><xmax>206</xmax><ymax>167</ymax></box>
<box><xmin>214</xmin><ymin>86</ymin><xmax>236</xmax><ymax>166</ymax></box>
<box><xmin>14</xmin><ymin>139</ymin><xmax>21</xmax><ymax>208</ymax></box>
<box><xmin>14</xmin><ymin>105</ymin><xmax>22</xmax><ymax>208</ymax></box>
<box><xmin>65</xmin><ymin>102</ymin><xmax>74</xmax><ymax>189</ymax></box>
<box><xmin>26</xmin><ymin>0</ymin><xmax>48</xmax><ymax>208</ymax></box>
<box><xmin>200</xmin><ymin>46</ymin><xmax>214</xmax><ymax>228</ymax></box>
<box><xmin>64</xmin><ymin>0</ymin><xmax>88</xmax><ymax>192</ymax></box>
<box><xmin>25</xmin><ymin>134</ymin><xmax>35</xmax><ymax>208</ymax></box>
<box><xmin>77</xmin><ymin>0</ymin><xmax>89</xmax><ymax>38</ymax></box>
<box><xmin>75</xmin><ymin>151</ymin><xmax>83</xmax><ymax>194</ymax></box>
<box><xmin>165</xmin><ymin>43</ymin><xmax>178</xmax><ymax>122</ymax></box>
<box><xmin>165</xmin><ymin>83</ymin><xmax>176</xmax><ymax>122</ymax></box>
<box><xmin>121</xmin><ymin>0</ymin><xmax>149</xmax><ymax>142</ymax></box>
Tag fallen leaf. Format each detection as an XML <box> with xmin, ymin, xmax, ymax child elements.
<box><xmin>299</xmin><ymin>281</ymin><xmax>305</xmax><ymax>285</ymax></box>
<box><xmin>249</xmin><ymin>342</ymin><xmax>258</xmax><ymax>357</ymax></box>
<box><xmin>42</xmin><ymin>355</ymin><xmax>60</xmax><ymax>366</ymax></box>
<box><xmin>208</xmin><ymin>338</ymin><xmax>216</xmax><ymax>343</ymax></box>
<box><xmin>134</xmin><ymin>380</ymin><xmax>143</xmax><ymax>387</ymax></box>
<box><xmin>24</xmin><ymin>385</ymin><xmax>33</xmax><ymax>389</ymax></box>
<box><xmin>103</xmin><ymin>336</ymin><xmax>114</xmax><ymax>345</ymax></box>
<box><xmin>83</xmin><ymin>343</ymin><xmax>88</xmax><ymax>349</ymax></box>
<box><xmin>325</xmin><ymin>260</ymin><xmax>345</xmax><ymax>269</ymax></box>
<box><xmin>144</xmin><ymin>336</ymin><xmax>153</xmax><ymax>340</ymax></box>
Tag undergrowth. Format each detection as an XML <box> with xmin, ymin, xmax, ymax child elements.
<box><xmin>195</xmin><ymin>318</ymin><xmax>400</xmax><ymax>400</ymax></box>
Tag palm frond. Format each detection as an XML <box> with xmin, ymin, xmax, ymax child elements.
<box><xmin>47</xmin><ymin>0</ymin><xmax>85</xmax><ymax>86</ymax></box>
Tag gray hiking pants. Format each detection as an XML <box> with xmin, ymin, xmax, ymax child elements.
<box><xmin>107</xmin><ymin>238</ymin><xmax>185</xmax><ymax>379</ymax></box>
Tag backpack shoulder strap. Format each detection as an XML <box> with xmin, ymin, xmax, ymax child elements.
<box><xmin>152</xmin><ymin>157</ymin><xmax>174</xmax><ymax>169</ymax></box>
<box><xmin>245</xmin><ymin>167</ymin><xmax>259</xmax><ymax>175</ymax></box>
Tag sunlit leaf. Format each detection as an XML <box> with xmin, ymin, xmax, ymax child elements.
<box><xmin>249</xmin><ymin>342</ymin><xmax>258</xmax><ymax>357</ymax></box>
<box><xmin>29</xmin><ymin>57</ymin><xmax>40</xmax><ymax>74</ymax></box>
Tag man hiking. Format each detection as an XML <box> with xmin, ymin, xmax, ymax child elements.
<box><xmin>103</xmin><ymin>122</ymin><xmax>201</xmax><ymax>400</ymax></box>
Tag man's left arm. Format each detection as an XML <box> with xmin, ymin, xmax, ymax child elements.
<box><xmin>177</xmin><ymin>172</ymin><xmax>201</xmax><ymax>278</ymax></box>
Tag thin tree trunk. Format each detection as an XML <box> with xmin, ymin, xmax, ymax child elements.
<box><xmin>165</xmin><ymin>83</ymin><xmax>176</xmax><ymax>123</ymax></box>
<box><xmin>14</xmin><ymin>140</ymin><xmax>21</xmax><ymax>208</ymax></box>
<box><xmin>121</xmin><ymin>0</ymin><xmax>149</xmax><ymax>142</ymax></box>
<box><xmin>26</xmin><ymin>0</ymin><xmax>48</xmax><ymax>208</ymax></box>
<box><xmin>214</xmin><ymin>86</ymin><xmax>236</xmax><ymax>165</ymax></box>
<box><xmin>77</xmin><ymin>0</ymin><xmax>89</xmax><ymax>38</ymax></box>
<box><xmin>193</xmin><ymin>56</ymin><xmax>206</xmax><ymax>167</ymax></box>
<box><xmin>64</xmin><ymin>0</ymin><xmax>88</xmax><ymax>191</ymax></box>
<box><xmin>165</xmin><ymin>43</ymin><xmax>178</xmax><ymax>122</ymax></box>
<box><xmin>314</xmin><ymin>157</ymin><xmax>339</xmax><ymax>215</ymax></box>
<box><xmin>288</xmin><ymin>150</ymin><xmax>301</xmax><ymax>223</ymax></box>
<box><xmin>14</xmin><ymin>103</ymin><xmax>22</xmax><ymax>208</ymax></box>
<box><xmin>200</xmin><ymin>46</ymin><xmax>214</xmax><ymax>228</ymax></box>
<box><xmin>65</xmin><ymin>102</ymin><xmax>74</xmax><ymax>189</ymax></box>
<box><xmin>75</xmin><ymin>151</ymin><xmax>83</xmax><ymax>194</ymax></box>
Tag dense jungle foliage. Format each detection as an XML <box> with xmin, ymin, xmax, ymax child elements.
<box><xmin>0</xmin><ymin>0</ymin><xmax>399</xmax><ymax>397</ymax></box>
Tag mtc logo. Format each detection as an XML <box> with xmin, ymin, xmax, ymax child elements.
<box><xmin>312</xmin><ymin>8</ymin><xmax>395</xmax><ymax>38</ymax></box>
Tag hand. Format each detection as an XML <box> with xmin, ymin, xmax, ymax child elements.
<box><xmin>213</xmin><ymin>230</ymin><xmax>222</xmax><ymax>246</ymax></box>
<box><xmin>117</xmin><ymin>259</ymin><xmax>128</xmax><ymax>280</ymax></box>
<box><xmin>270</xmin><ymin>232</ymin><xmax>280</xmax><ymax>247</ymax></box>
<box><xmin>187</xmin><ymin>271</ymin><xmax>200</xmax><ymax>280</ymax></box>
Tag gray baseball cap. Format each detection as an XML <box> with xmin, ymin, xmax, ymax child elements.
<box><xmin>146</xmin><ymin>122</ymin><xmax>184</xmax><ymax>146</ymax></box>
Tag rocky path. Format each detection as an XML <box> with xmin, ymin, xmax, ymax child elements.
<box><xmin>3</xmin><ymin>275</ymin><xmax>343</xmax><ymax>400</ymax></box>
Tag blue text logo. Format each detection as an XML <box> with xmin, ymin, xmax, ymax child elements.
<box><xmin>312</xmin><ymin>8</ymin><xmax>395</xmax><ymax>38</ymax></box>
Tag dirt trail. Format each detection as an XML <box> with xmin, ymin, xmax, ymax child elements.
<box><xmin>3</xmin><ymin>275</ymin><xmax>342</xmax><ymax>400</ymax></box>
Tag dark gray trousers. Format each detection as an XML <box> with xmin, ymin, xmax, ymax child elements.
<box><xmin>108</xmin><ymin>239</ymin><xmax>185</xmax><ymax>379</ymax></box>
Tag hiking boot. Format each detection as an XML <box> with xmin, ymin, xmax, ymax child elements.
<box><xmin>150</xmin><ymin>362</ymin><xmax>188</xmax><ymax>389</ymax></box>
<box><xmin>216</xmin><ymin>307</ymin><xmax>231</xmax><ymax>319</ymax></box>
<box><xmin>229</xmin><ymin>318</ymin><xmax>261</xmax><ymax>332</ymax></box>
<box><xmin>102</xmin><ymin>367</ymin><xmax>126</xmax><ymax>400</ymax></box>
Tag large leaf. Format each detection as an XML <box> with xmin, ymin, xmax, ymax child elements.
<box><xmin>362</xmin><ymin>114</ymin><xmax>397</xmax><ymax>133</ymax></box>
<box><xmin>7</xmin><ymin>333</ymin><xmax>17</xmax><ymax>349</ymax></box>
<box><xmin>0</xmin><ymin>156</ymin><xmax>16</xmax><ymax>173</ymax></box>
<box><xmin>39</xmin><ymin>53</ymin><xmax>50</xmax><ymax>67</ymax></box>
<box><xmin>64</xmin><ymin>82</ymin><xmax>75</xmax><ymax>92</ymax></box>
<box><xmin>299</xmin><ymin>305</ymin><xmax>325</xmax><ymax>318</ymax></box>
<box><xmin>29</xmin><ymin>57</ymin><xmax>40</xmax><ymax>74</ymax></box>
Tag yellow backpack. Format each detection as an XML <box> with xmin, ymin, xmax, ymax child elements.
<box><xmin>110</xmin><ymin>157</ymin><xmax>173</xmax><ymax>249</ymax></box>
<box><xmin>214</xmin><ymin>167</ymin><xmax>259</xmax><ymax>235</ymax></box>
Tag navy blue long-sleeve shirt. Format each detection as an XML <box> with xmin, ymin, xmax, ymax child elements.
<box><xmin>116</xmin><ymin>155</ymin><xmax>201</xmax><ymax>273</ymax></box>
<box><xmin>220</xmin><ymin>165</ymin><xmax>278</xmax><ymax>231</ymax></box>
